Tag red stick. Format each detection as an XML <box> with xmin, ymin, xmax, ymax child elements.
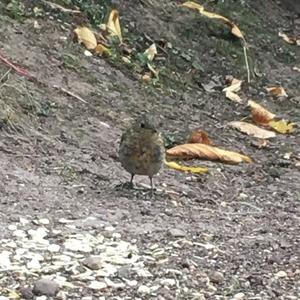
<box><xmin>0</xmin><ymin>51</ymin><xmax>32</xmax><ymax>78</ymax></box>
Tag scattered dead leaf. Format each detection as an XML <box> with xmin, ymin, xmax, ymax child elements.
<box><xmin>252</xmin><ymin>139</ymin><xmax>269</xmax><ymax>149</ymax></box>
<box><xmin>187</xmin><ymin>129</ymin><xmax>214</xmax><ymax>145</ymax></box>
<box><xmin>266</xmin><ymin>86</ymin><xmax>288</xmax><ymax>97</ymax></box>
<box><xmin>94</xmin><ymin>44</ymin><xmax>111</xmax><ymax>56</ymax></box>
<box><xmin>269</xmin><ymin>120</ymin><xmax>295</xmax><ymax>134</ymax></box>
<box><xmin>165</xmin><ymin>160</ymin><xmax>208</xmax><ymax>174</ymax></box>
<box><xmin>74</xmin><ymin>26</ymin><xmax>97</xmax><ymax>50</ymax></box>
<box><xmin>106</xmin><ymin>9</ymin><xmax>122</xmax><ymax>43</ymax></box>
<box><xmin>248</xmin><ymin>100</ymin><xmax>275</xmax><ymax>125</ymax></box>
<box><xmin>229</xmin><ymin>121</ymin><xmax>276</xmax><ymax>139</ymax></box>
<box><xmin>279</xmin><ymin>32</ymin><xmax>300</xmax><ymax>45</ymax></box>
<box><xmin>144</xmin><ymin>43</ymin><xmax>157</xmax><ymax>61</ymax></box>
<box><xmin>223</xmin><ymin>78</ymin><xmax>243</xmax><ymax>103</ymax></box>
<box><xmin>180</xmin><ymin>1</ymin><xmax>245</xmax><ymax>42</ymax></box>
<box><xmin>166</xmin><ymin>143</ymin><xmax>252</xmax><ymax>164</ymax></box>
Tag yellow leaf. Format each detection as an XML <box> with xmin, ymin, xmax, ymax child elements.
<box><xmin>268</xmin><ymin>120</ymin><xmax>295</xmax><ymax>134</ymax></box>
<box><xmin>180</xmin><ymin>1</ymin><xmax>245</xmax><ymax>41</ymax></box>
<box><xmin>166</xmin><ymin>143</ymin><xmax>252</xmax><ymax>164</ymax></box>
<box><xmin>248</xmin><ymin>100</ymin><xmax>275</xmax><ymax>125</ymax></box>
<box><xmin>74</xmin><ymin>26</ymin><xmax>97</xmax><ymax>50</ymax></box>
<box><xmin>94</xmin><ymin>44</ymin><xmax>111</xmax><ymax>56</ymax></box>
<box><xmin>223</xmin><ymin>78</ymin><xmax>243</xmax><ymax>103</ymax></box>
<box><xmin>165</xmin><ymin>160</ymin><xmax>208</xmax><ymax>174</ymax></box>
<box><xmin>279</xmin><ymin>32</ymin><xmax>300</xmax><ymax>45</ymax></box>
<box><xmin>266</xmin><ymin>86</ymin><xmax>288</xmax><ymax>97</ymax></box>
<box><xmin>144</xmin><ymin>43</ymin><xmax>157</xmax><ymax>61</ymax></box>
<box><xmin>107</xmin><ymin>9</ymin><xmax>122</xmax><ymax>43</ymax></box>
<box><xmin>229</xmin><ymin>121</ymin><xmax>276</xmax><ymax>139</ymax></box>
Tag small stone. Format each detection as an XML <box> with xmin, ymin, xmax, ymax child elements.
<box><xmin>233</xmin><ymin>292</ymin><xmax>245</xmax><ymax>300</ymax></box>
<box><xmin>38</xmin><ymin>218</ymin><xmax>50</xmax><ymax>225</ymax></box>
<box><xmin>0</xmin><ymin>297</ymin><xmax>9</xmax><ymax>300</ymax></box>
<box><xmin>47</xmin><ymin>244</ymin><xmax>60</xmax><ymax>252</ymax></box>
<box><xmin>33</xmin><ymin>279</ymin><xmax>59</xmax><ymax>296</ymax></box>
<box><xmin>82</xmin><ymin>256</ymin><xmax>102</xmax><ymax>270</ymax></box>
<box><xmin>88</xmin><ymin>281</ymin><xmax>107</xmax><ymax>290</ymax></box>
<box><xmin>168</xmin><ymin>228</ymin><xmax>186</xmax><ymax>238</ymax></box>
<box><xmin>19</xmin><ymin>287</ymin><xmax>34</xmax><ymax>299</ymax></box>
<box><xmin>8</xmin><ymin>225</ymin><xmax>17</xmax><ymax>231</ymax></box>
<box><xmin>209</xmin><ymin>271</ymin><xmax>224</xmax><ymax>284</ymax></box>
<box><xmin>137</xmin><ymin>285</ymin><xmax>151</xmax><ymax>294</ymax></box>
<box><xmin>82</xmin><ymin>297</ymin><xmax>93</xmax><ymax>300</ymax></box>
<box><xmin>275</xmin><ymin>270</ymin><xmax>287</xmax><ymax>278</ymax></box>
<box><xmin>160</xmin><ymin>278</ymin><xmax>176</xmax><ymax>286</ymax></box>
<box><xmin>27</xmin><ymin>258</ymin><xmax>41</xmax><ymax>270</ymax></box>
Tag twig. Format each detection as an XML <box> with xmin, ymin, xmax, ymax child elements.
<box><xmin>0</xmin><ymin>51</ymin><xmax>32</xmax><ymax>78</ymax></box>
<box><xmin>0</xmin><ymin>69</ymin><xmax>11</xmax><ymax>83</ymax></box>
<box><xmin>42</xmin><ymin>0</ymin><xmax>81</xmax><ymax>14</ymax></box>
<box><xmin>53</xmin><ymin>85</ymin><xmax>87</xmax><ymax>103</ymax></box>
<box><xmin>243</xmin><ymin>44</ymin><xmax>250</xmax><ymax>83</ymax></box>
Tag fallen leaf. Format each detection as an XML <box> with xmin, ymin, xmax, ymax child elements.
<box><xmin>251</xmin><ymin>139</ymin><xmax>269</xmax><ymax>149</ymax></box>
<box><xmin>187</xmin><ymin>129</ymin><xmax>214</xmax><ymax>145</ymax></box>
<box><xmin>223</xmin><ymin>78</ymin><xmax>243</xmax><ymax>103</ymax></box>
<box><xmin>279</xmin><ymin>32</ymin><xmax>300</xmax><ymax>45</ymax></box>
<box><xmin>94</xmin><ymin>44</ymin><xmax>111</xmax><ymax>56</ymax></box>
<box><xmin>106</xmin><ymin>9</ymin><xmax>122</xmax><ymax>43</ymax></box>
<box><xmin>229</xmin><ymin>121</ymin><xmax>276</xmax><ymax>139</ymax></box>
<box><xmin>166</xmin><ymin>143</ymin><xmax>252</xmax><ymax>164</ymax></box>
<box><xmin>144</xmin><ymin>43</ymin><xmax>157</xmax><ymax>61</ymax></box>
<box><xmin>248</xmin><ymin>100</ymin><xmax>275</xmax><ymax>125</ymax></box>
<box><xmin>180</xmin><ymin>1</ymin><xmax>245</xmax><ymax>42</ymax></box>
<box><xmin>147</xmin><ymin>63</ymin><xmax>159</xmax><ymax>77</ymax></box>
<box><xmin>269</xmin><ymin>120</ymin><xmax>295</xmax><ymax>134</ymax></box>
<box><xmin>74</xmin><ymin>26</ymin><xmax>97</xmax><ymax>50</ymax></box>
<box><xmin>165</xmin><ymin>160</ymin><xmax>208</xmax><ymax>174</ymax></box>
<box><xmin>266</xmin><ymin>86</ymin><xmax>288</xmax><ymax>97</ymax></box>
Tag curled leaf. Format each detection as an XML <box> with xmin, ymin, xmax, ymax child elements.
<box><xmin>107</xmin><ymin>9</ymin><xmax>122</xmax><ymax>43</ymax></box>
<box><xmin>180</xmin><ymin>1</ymin><xmax>245</xmax><ymax>42</ymax></box>
<box><xmin>248</xmin><ymin>100</ymin><xmax>275</xmax><ymax>125</ymax></box>
<box><xmin>187</xmin><ymin>129</ymin><xmax>214</xmax><ymax>145</ymax></box>
<box><xmin>229</xmin><ymin>121</ymin><xmax>276</xmax><ymax>139</ymax></box>
<box><xmin>279</xmin><ymin>32</ymin><xmax>300</xmax><ymax>45</ymax></box>
<box><xmin>74</xmin><ymin>27</ymin><xmax>97</xmax><ymax>50</ymax></box>
<box><xmin>165</xmin><ymin>160</ymin><xmax>208</xmax><ymax>174</ymax></box>
<box><xmin>144</xmin><ymin>43</ymin><xmax>157</xmax><ymax>61</ymax></box>
<box><xmin>166</xmin><ymin>143</ymin><xmax>252</xmax><ymax>164</ymax></box>
<box><xmin>266</xmin><ymin>86</ymin><xmax>288</xmax><ymax>97</ymax></box>
<box><xmin>269</xmin><ymin>120</ymin><xmax>295</xmax><ymax>134</ymax></box>
<box><xmin>94</xmin><ymin>44</ymin><xmax>111</xmax><ymax>56</ymax></box>
<box><xmin>223</xmin><ymin>78</ymin><xmax>243</xmax><ymax>103</ymax></box>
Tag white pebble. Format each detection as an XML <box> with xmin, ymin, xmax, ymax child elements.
<box><xmin>48</xmin><ymin>244</ymin><xmax>60</xmax><ymax>252</ymax></box>
<box><xmin>88</xmin><ymin>281</ymin><xmax>107</xmax><ymax>290</ymax></box>
<box><xmin>137</xmin><ymin>285</ymin><xmax>150</xmax><ymax>294</ymax></box>
<box><xmin>8</xmin><ymin>225</ymin><xmax>17</xmax><ymax>231</ymax></box>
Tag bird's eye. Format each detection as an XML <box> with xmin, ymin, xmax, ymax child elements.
<box><xmin>140</xmin><ymin>123</ymin><xmax>145</xmax><ymax>128</ymax></box>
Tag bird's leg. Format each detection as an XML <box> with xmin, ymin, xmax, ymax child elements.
<box><xmin>130</xmin><ymin>174</ymin><xmax>135</xmax><ymax>184</ymax></box>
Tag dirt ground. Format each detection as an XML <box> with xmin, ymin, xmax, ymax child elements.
<box><xmin>0</xmin><ymin>0</ymin><xmax>299</xmax><ymax>299</ymax></box>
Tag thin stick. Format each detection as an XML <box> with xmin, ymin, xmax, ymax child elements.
<box><xmin>53</xmin><ymin>85</ymin><xmax>88</xmax><ymax>103</ymax></box>
<box><xmin>243</xmin><ymin>44</ymin><xmax>250</xmax><ymax>83</ymax></box>
<box><xmin>42</xmin><ymin>0</ymin><xmax>81</xmax><ymax>14</ymax></box>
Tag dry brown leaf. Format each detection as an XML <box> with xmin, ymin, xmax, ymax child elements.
<box><xmin>269</xmin><ymin>120</ymin><xmax>295</xmax><ymax>134</ymax></box>
<box><xmin>94</xmin><ymin>44</ymin><xmax>111</xmax><ymax>56</ymax></box>
<box><xmin>144</xmin><ymin>43</ymin><xmax>157</xmax><ymax>61</ymax></box>
<box><xmin>74</xmin><ymin>26</ymin><xmax>97</xmax><ymax>50</ymax></box>
<box><xmin>164</xmin><ymin>160</ymin><xmax>208</xmax><ymax>174</ymax></box>
<box><xmin>223</xmin><ymin>78</ymin><xmax>243</xmax><ymax>103</ymax></box>
<box><xmin>229</xmin><ymin>121</ymin><xmax>276</xmax><ymax>139</ymax></box>
<box><xmin>107</xmin><ymin>9</ymin><xmax>122</xmax><ymax>43</ymax></box>
<box><xmin>180</xmin><ymin>1</ymin><xmax>245</xmax><ymax>41</ymax></box>
<box><xmin>248</xmin><ymin>100</ymin><xmax>275</xmax><ymax>125</ymax></box>
<box><xmin>187</xmin><ymin>129</ymin><xmax>214</xmax><ymax>145</ymax></box>
<box><xmin>279</xmin><ymin>32</ymin><xmax>300</xmax><ymax>45</ymax></box>
<box><xmin>266</xmin><ymin>86</ymin><xmax>288</xmax><ymax>97</ymax></box>
<box><xmin>166</xmin><ymin>143</ymin><xmax>252</xmax><ymax>164</ymax></box>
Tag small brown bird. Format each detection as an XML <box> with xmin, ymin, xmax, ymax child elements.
<box><xmin>119</xmin><ymin>114</ymin><xmax>165</xmax><ymax>192</ymax></box>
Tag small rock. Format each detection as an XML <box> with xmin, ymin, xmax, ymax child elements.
<box><xmin>233</xmin><ymin>292</ymin><xmax>245</xmax><ymax>300</ymax></box>
<box><xmin>38</xmin><ymin>218</ymin><xmax>50</xmax><ymax>225</ymax></box>
<box><xmin>82</xmin><ymin>256</ymin><xmax>102</xmax><ymax>270</ymax></box>
<box><xmin>275</xmin><ymin>270</ymin><xmax>287</xmax><ymax>278</ymax></box>
<box><xmin>160</xmin><ymin>278</ymin><xmax>176</xmax><ymax>286</ymax></box>
<box><xmin>88</xmin><ymin>281</ymin><xmax>107</xmax><ymax>290</ymax></box>
<box><xmin>8</xmin><ymin>225</ymin><xmax>17</xmax><ymax>231</ymax></box>
<box><xmin>19</xmin><ymin>287</ymin><xmax>34</xmax><ymax>299</ymax></box>
<box><xmin>137</xmin><ymin>285</ymin><xmax>151</xmax><ymax>294</ymax></box>
<box><xmin>47</xmin><ymin>244</ymin><xmax>60</xmax><ymax>252</ymax></box>
<box><xmin>209</xmin><ymin>271</ymin><xmax>224</xmax><ymax>284</ymax></box>
<box><xmin>168</xmin><ymin>228</ymin><xmax>186</xmax><ymax>238</ymax></box>
<box><xmin>82</xmin><ymin>297</ymin><xmax>93</xmax><ymax>300</ymax></box>
<box><xmin>0</xmin><ymin>297</ymin><xmax>9</xmax><ymax>300</ymax></box>
<box><xmin>33</xmin><ymin>279</ymin><xmax>59</xmax><ymax>296</ymax></box>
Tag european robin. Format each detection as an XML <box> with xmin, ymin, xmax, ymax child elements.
<box><xmin>119</xmin><ymin>114</ymin><xmax>165</xmax><ymax>192</ymax></box>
